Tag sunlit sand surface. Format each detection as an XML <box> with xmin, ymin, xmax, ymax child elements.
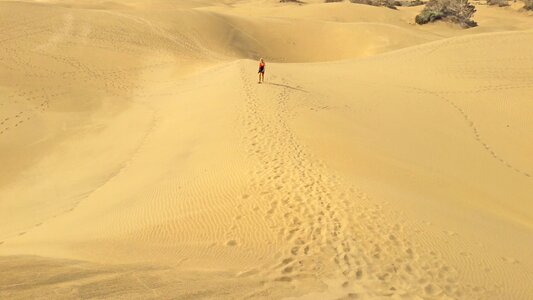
<box><xmin>1</xmin><ymin>0</ymin><xmax>532</xmax><ymax>298</ymax></box>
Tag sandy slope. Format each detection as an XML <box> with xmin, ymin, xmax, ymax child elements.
<box><xmin>1</xmin><ymin>0</ymin><xmax>532</xmax><ymax>299</ymax></box>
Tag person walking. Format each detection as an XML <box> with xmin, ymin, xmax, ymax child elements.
<box><xmin>258</xmin><ymin>58</ymin><xmax>265</xmax><ymax>84</ymax></box>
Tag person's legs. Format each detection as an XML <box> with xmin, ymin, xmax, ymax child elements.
<box><xmin>261</xmin><ymin>72</ymin><xmax>264</xmax><ymax>83</ymax></box>
<box><xmin>258</xmin><ymin>72</ymin><xmax>261</xmax><ymax>83</ymax></box>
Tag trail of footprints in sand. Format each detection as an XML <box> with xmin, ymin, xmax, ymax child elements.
<box><xmin>236</xmin><ymin>65</ymin><xmax>490</xmax><ymax>298</ymax></box>
<box><xmin>1</xmin><ymin>11</ymin><xmax>209</xmax><ymax>98</ymax></box>
<box><xmin>0</xmin><ymin>88</ymin><xmax>59</xmax><ymax>136</ymax></box>
<box><xmin>436</xmin><ymin>93</ymin><xmax>531</xmax><ymax>178</ymax></box>
<box><xmin>0</xmin><ymin>87</ymin><xmax>68</xmax><ymax>241</ymax></box>
<box><xmin>404</xmin><ymin>85</ymin><xmax>531</xmax><ymax>179</ymax></box>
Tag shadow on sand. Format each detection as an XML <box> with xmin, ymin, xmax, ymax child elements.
<box><xmin>265</xmin><ymin>82</ymin><xmax>308</xmax><ymax>93</ymax></box>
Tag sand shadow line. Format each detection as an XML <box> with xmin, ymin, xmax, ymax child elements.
<box><xmin>265</xmin><ymin>82</ymin><xmax>308</xmax><ymax>92</ymax></box>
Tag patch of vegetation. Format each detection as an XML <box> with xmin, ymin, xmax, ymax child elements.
<box><xmin>487</xmin><ymin>0</ymin><xmax>509</xmax><ymax>6</ymax></box>
<box><xmin>325</xmin><ymin>0</ymin><xmax>344</xmax><ymax>2</ymax></box>
<box><xmin>415</xmin><ymin>0</ymin><xmax>477</xmax><ymax>28</ymax></box>
<box><xmin>280</xmin><ymin>0</ymin><xmax>305</xmax><ymax>4</ymax></box>
<box><xmin>400</xmin><ymin>0</ymin><xmax>425</xmax><ymax>6</ymax></box>
<box><xmin>524</xmin><ymin>0</ymin><xmax>533</xmax><ymax>10</ymax></box>
<box><xmin>350</xmin><ymin>0</ymin><xmax>399</xmax><ymax>9</ymax></box>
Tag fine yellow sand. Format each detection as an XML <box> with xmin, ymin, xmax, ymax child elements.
<box><xmin>1</xmin><ymin>0</ymin><xmax>532</xmax><ymax>299</ymax></box>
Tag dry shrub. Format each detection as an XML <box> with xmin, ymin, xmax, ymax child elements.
<box><xmin>487</xmin><ymin>0</ymin><xmax>509</xmax><ymax>6</ymax></box>
<box><xmin>350</xmin><ymin>0</ymin><xmax>399</xmax><ymax>9</ymax></box>
<box><xmin>415</xmin><ymin>0</ymin><xmax>477</xmax><ymax>28</ymax></box>
<box><xmin>398</xmin><ymin>0</ymin><xmax>425</xmax><ymax>6</ymax></box>
<box><xmin>405</xmin><ymin>0</ymin><xmax>425</xmax><ymax>6</ymax></box>
<box><xmin>524</xmin><ymin>0</ymin><xmax>533</xmax><ymax>10</ymax></box>
<box><xmin>280</xmin><ymin>0</ymin><xmax>305</xmax><ymax>3</ymax></box>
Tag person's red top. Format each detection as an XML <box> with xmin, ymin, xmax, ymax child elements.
<box><xmin>259</xmin><ymin>62</ymin><xmax>265</xmax><ymax>68</ymax></box>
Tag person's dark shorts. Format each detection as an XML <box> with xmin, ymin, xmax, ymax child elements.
<box><xmin>258</xmin><ymin>67</ymin><xmax>265</xmax><ymax>74</ymax></box>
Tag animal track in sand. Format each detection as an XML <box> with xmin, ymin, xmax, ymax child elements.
<box><xmin>0</xmin><ymin>87</ymin><xmax>64</xmax><ymax>137</ymax></box>
<box><xmin>435</xmin><ymin>92</ymin><xmax>531</xmax><ymax>178</ymax></box>
<box><xmin>399</xmin><ymin>84</ymin><xmax>531</xmax><ymax>179</ymax></box>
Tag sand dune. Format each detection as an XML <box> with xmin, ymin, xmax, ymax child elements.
<box><xmin>1</xmin><ymin>0</ymin><xmax>532</xmax><ymax>299</ymax></box>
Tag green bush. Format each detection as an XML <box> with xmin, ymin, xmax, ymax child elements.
<box><xmin>415</xmin><ymin>0</ymin><xmax>477</xmax><ymax>28</ymax></box>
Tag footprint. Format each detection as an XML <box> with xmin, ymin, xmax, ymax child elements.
<box><xmin>424</xmin><ymin>283</ymin><xmax>443</xmax><ymax>296</ymax></box>
<box><xmin>282</xmin><ymin>266</ymin><xmax>293</xmax><ymax>274</ymax></box>
<box><xmin>444</xmin><ymin>230</ymin><xmax>457</xmax><ymax>236</ymax></box>
<box><xmin>355</xmin><ymin>269</ymin><xmax>363</xmax><ymax>280</ymax></box>
<box><xmin>501</xmin><ymin>256</ymin><xmax>519</xmax><ymax>264</ymax></box>
<box><xmin>226</xmin><ymin>240</ymin><xmax>237</xmax><ymax>247</ymax></box>
<box><xmin>236</xmin><ymin>268</ymin><xmax>259</xmax><ymax>277</ymax></box>
<box><xmin>275</xmin><ymin>276</ymin><xmax>292</xmax><ymax>282</ymax></box>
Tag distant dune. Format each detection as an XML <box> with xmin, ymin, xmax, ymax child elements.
<box><xmin>1</xmin><ymin>0</ymin><xmax>532</xmax><ymax>299</ymax></box>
